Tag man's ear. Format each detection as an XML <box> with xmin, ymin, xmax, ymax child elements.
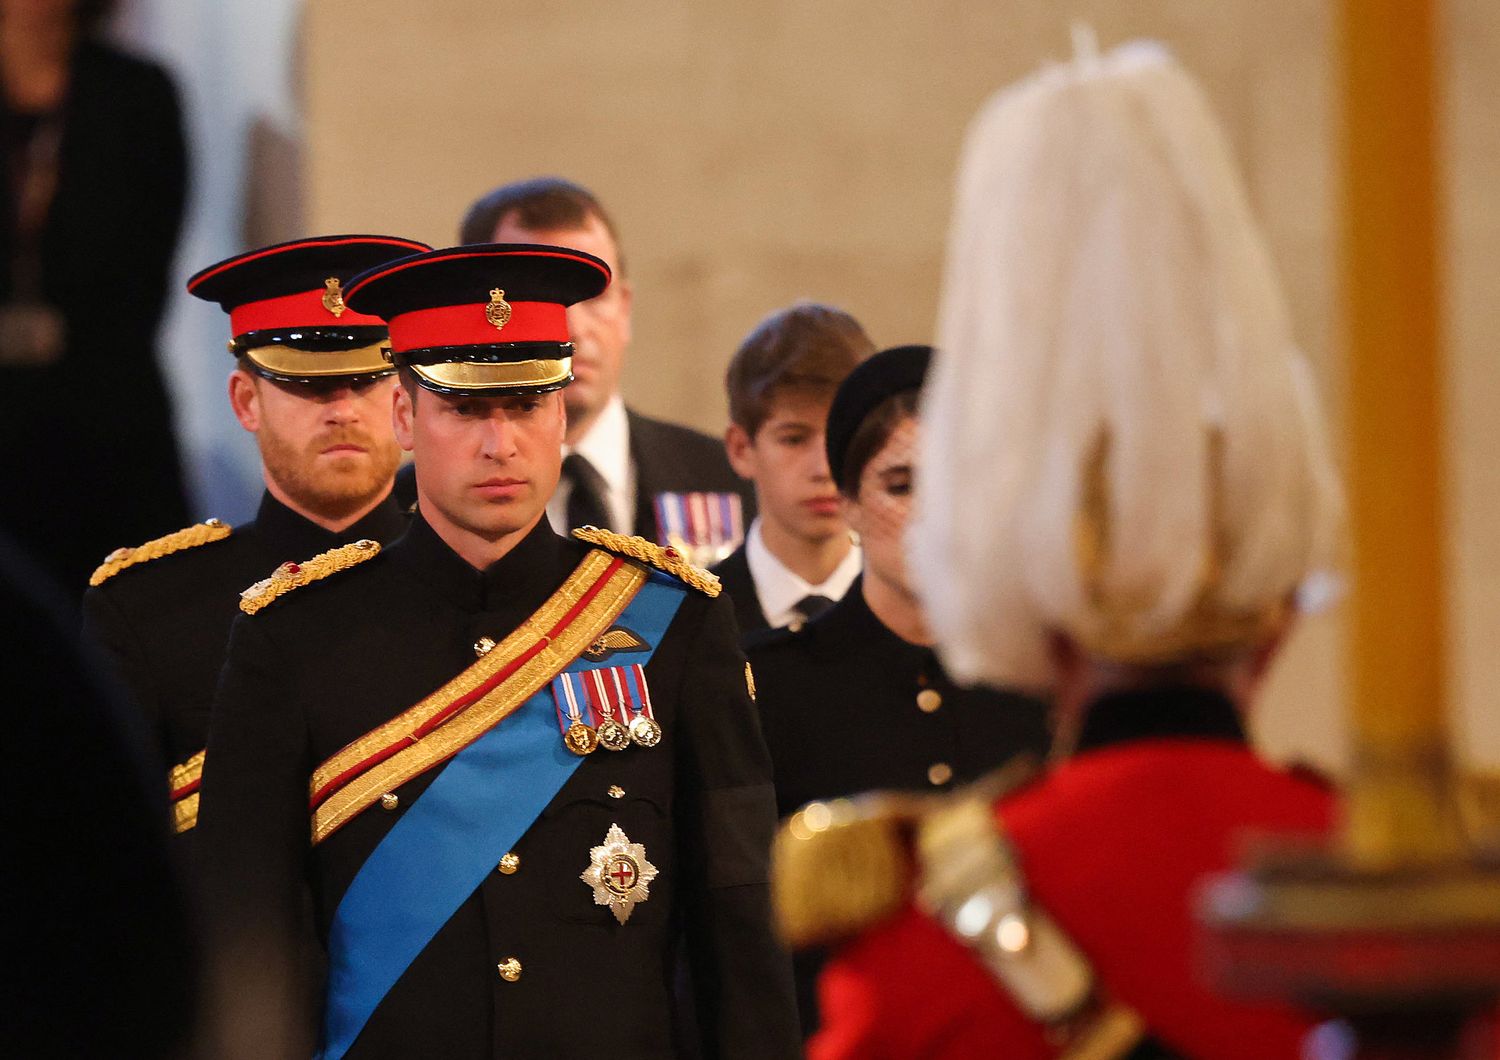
<box><xmin>227</xmin><ymin>369</ymin><xmax>261</xmax><ymax>432</ymax></box>
<box><xmin>392</xmin><ymin>381</ymin><xmax>416</xmax><ymax>452</ymax></box>
<box><xmin>724</xmin><ymin>422</ymin><xmax>757</xmax><ymax>480</ymax></box>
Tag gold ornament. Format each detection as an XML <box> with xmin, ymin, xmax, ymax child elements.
<box><xmin>572</xmin><ymin>528</ymin><xmax>722</xmax><ymax>597</ymax></box>
<box><xmin>239</xmin><ymin>539</ymin><xmax>380</xmax><ymax>614</ymax></box>
<box><xmin>486</xmin><ymin>288</ymin><xmax>512</xmax><ymax>331</ymax></box>
<box><xmin>581</xmin><ymin>823</ymin><xmax>659</xmax><ymax>924</ymax></box>
<box><xmin>322</xmin><ymin>277</ymin><xmax>347</xmax><ymax>317</ymax></box>
<box><xmin>90</xmin><ymin>518</ymin><xmax>232</xmax><ymax>586</ymax></box>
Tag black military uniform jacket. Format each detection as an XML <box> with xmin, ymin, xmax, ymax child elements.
<box><xmin>749</xmin><ymin>578</ymin><xmax>1051</xmax><ymax>818</ymax></box>
<box><xmin>195</xmin><ymin>515</ymin><xmax>800</xmax><ymax>1059</ymax></box>
<box><xmin>80</xmin><ymin>491</ymin><xmax>408</xmax><ymax>798</ymax></box>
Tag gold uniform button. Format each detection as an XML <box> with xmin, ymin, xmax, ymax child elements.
<box><xmin>607</xmin><ymin>785</ymin><xmax>626</xmax><ymax>799</ymax></box>
<box><xmin>916</xmin><ymin>689</ymin><xmax>943</xmax><ymax>713</ymax></box>
<box><xmin>927</xmin><ymin>762</ymin><xmax>954</xmax><ymax>786</ymax></box>
<box><xmin>379</xmin><ymin>792</ymin><xmax>399</xmax><ymax>811</ymax></box>
<box><xmin>497</xmin><ymin>957</ymin><xmax>522</xmax><ymax>982</ymax></box>
<box><xmin>497</xmin><ymin>852</ymin><xmax>520</xmax><ymax>875</ymax></box>
<box><xmin>474</xmin><ymin>636</ymin><xmax>497</xmax><ymax>657</ymax></box>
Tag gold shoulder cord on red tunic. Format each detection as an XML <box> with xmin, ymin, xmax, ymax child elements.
<box><xmin>89</xmin><ymin>519</ymin><xmax>232</xmax><ymax>586</ymax></box>
<box><xmin>913</xmin><ymin>767</ymin><xmax>1146</xmax><ymax>1058</ymax></box>
<box><xmin>308</xmin><ymin>550</ymin><xmax>646</xmax><ymax>845</ymax></box>
<box><xmin>239</xmin><ymin>539</ymin><xmax>381</xmax><ymax>615</ymax></box>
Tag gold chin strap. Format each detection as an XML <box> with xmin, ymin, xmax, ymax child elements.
<box><xmin>411</xmin><ymin>356</ymin><xmax>572</xmax><ymax>392</ymax></box>
<box><xmin>243</xmin><ymin>340</ymin><xmax>393</xmax><ymax>379</ymax></box>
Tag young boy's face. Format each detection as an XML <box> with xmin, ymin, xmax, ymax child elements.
<box><xmin>726</xmin><ymin>388</ymin><xmax>847</xmax><ymax>546</ymax></box>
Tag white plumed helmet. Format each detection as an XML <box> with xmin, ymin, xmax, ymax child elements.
<box><xmin>911</xmin><ymin>37</ymin><xmax>1343</xmax><ymax>690</ymax></box>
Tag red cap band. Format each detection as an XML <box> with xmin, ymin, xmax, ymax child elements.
<box><xmin>387</xmin><ymin>301</ymin><xmax>569</xmax><ymax>353</ymax></box>
<box><xmin>230</xmin><ymin>289</ymin><xmax>386</xmax><ymax>337</ymax></box>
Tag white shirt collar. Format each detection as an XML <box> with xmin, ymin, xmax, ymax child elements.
<box><xmin>745</xmin><ymin>517</ymin><xmax>863</xmax><ymax>629</ymax></box>
<box><xmin>546</xmin><ymin>392</ymin><xmax>637</xmax><ymax>535</ymax></box>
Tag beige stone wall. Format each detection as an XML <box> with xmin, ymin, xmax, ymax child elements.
<box><xmin>300</xmin><ymin>0</ymin><xmax>1490</xmax><ymax>773</ymax></box>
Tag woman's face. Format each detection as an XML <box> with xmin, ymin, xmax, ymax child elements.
<box><xmin>843</xmin><ymin>414</ymin><xmax>918</xmax><ymax>598</ymax></box>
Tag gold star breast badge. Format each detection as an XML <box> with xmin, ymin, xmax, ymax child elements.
<box><xmin>581</xmin><ymin>823</ymin><xmax>658</xmax><ymax>924</ymax></box>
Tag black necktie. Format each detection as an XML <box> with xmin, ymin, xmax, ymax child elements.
<box><xmin>794</xmin><ymin>594</ymin><xmax>835</xmax><ymax>622</ymax></box>
<box><xmin>562</xmin><ymin>453</ymin><xmax>612</xmax><ymax>531</ymax></box>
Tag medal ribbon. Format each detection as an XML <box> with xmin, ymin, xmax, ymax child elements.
<box><xmin>318</xmin><ymin>570</ymin><xmax>686</xmax><ymax>1060</ymax></box>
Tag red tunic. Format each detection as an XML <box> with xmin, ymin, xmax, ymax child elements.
<box><xmin>811</xmin><ymin>738</ymin><xmax>1335</xmax><ymax>1059</ymax></box>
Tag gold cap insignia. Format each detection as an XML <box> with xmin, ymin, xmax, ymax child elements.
<box><xmin>581</xmin><ymin>823</ymin><xmax>658</xmax><ymax>924</ymax></box>
<box><xmin>322</xmin><ymin>277</ymin><xmax>347</xmax><ymax>318</ymax></box>
<box><xmin>486</xmin><ymin>288</ymin><xmax>513</xmax><ymax>331</ymax></box>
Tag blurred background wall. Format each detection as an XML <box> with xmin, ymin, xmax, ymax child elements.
<box><xmin>121</xmin><ymin>0</ymin><xmax>1497</xmax><ymax>775</ymax></box>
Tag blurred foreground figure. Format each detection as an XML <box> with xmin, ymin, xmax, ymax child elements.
<box><xmin>0</xmin><ymin>530</ymin><xmax>194</xmax><ymax>1057</ymax></box>
<box><xmin>0</xmin><ymin>0</ymin><xmax>191</xmax><ymax>597</ymax></box>
<box><xmin>773</xmin><ymin>40</ymin><xmax>1344</xmax><ymax>1059</ymax></box>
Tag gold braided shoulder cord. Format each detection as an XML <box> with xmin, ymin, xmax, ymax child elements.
<box><xmin>89</xmin><ymin>519</ymin><xmax>233</xmax><ymax>586</ymax></box>
<box><xmin>571</xmin><ymin>526</ymin><xmax>721</xmax><ymax>597</ymax></box>
<box><xmin>239</xmin><ymin>539</ymin><xmax>381</xmax><ymax>615</ymax></box>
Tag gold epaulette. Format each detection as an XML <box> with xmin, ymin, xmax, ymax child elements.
<box><xmin>772</xmin><ymin>793</ymin><xmax>929</xmax><ymax>949</ymax></box>
<box><xmin>571</xmin><ymin>526</ymin><xmax>721</xmax><ymax>596</ymax></box>
<box><xmin>239</xmin><ymin>539</ymin><xmax>381</xmax><ymax>615</ymax></box>
<box><xmin>89</xmin><ymin>519</ymin><xmax>232</xmax><ymax>586</ymax></box>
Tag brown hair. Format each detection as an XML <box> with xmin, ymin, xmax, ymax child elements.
<box><xmin>840</xmin><ymin>388</ymin><xmax>919</xmax><ymax>497</ymax></box>
<box><xmin>726</xmin><ymin>302</ymin><xmax>874</xmax><ymax>437</ymax></box>
<box><xmin>459</xmin><ymin>176</ymin><xmax>622</xmax><ymax>269</ymax></box>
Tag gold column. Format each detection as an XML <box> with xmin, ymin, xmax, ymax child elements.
<box><xmin>1340</xmin><ymin>0</ymin><xmax>1466</xmax><ymax>865</ymax></box>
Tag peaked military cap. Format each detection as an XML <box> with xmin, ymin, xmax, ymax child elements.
<box><xmin>342</xmin><ymin>242</ymin><xmax>611</xmax><ymax>395</ymax></box>
<box><xmin>187</xmin><ymin>234</ymin><xmax>432</xmax><ymax>384</ymax></box>
<box><xmin>825</xmin><ymin>343</ymin><xmax>933</xmax><ymax>489</ymax></box>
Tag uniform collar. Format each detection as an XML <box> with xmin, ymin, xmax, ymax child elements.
<box><xmin>745</xmin><ymin>519</ymin><xmax>862</xmax><ymax>629</ymax></box>
<box><xmin>388</xmin><ymin>512</ymin><xmax>572</xmax><ymax>613</ymax></box>
<box><xmin>253</xmin><ymin>488</ymin><xmax>407</xmax><ymax>561</ymax></box>
<box><xmin>1073</xmin><ymin>684</ymin><xmax>1247</xmax><ymax>754</ymax></box>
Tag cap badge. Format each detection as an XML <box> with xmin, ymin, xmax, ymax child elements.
<box><xmin>322</xmin><ymin>277</ymin><xmax>347</xmax><ymax>318</ymax></box>
<box><xmin>486</xmin><ymin>288</ymin><xmax>512</xmax><ymax>332</ymax></box>
<box><xmin>581</xmin><ymin>823</ymin><xmax>658</xmax><ymax>924</ymax></box>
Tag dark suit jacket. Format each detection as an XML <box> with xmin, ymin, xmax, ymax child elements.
<box><xmin>196</xmin><ymin>517</ymin><xmax>800</xmax><ymax>1059</ymax></box>
<box><xmin>710</xmin><ymin>544</ymin><xmax>768</xmax><ymax>641</ymax></box>
<box><xmin>628</xmin><ymin>410</ymin><xmax>755</xmax><ymax>544</ymax></box>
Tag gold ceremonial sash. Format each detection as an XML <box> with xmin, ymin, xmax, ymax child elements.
<box><xmin>310</xmin><ymin>550</ymin><xmax>646</xmax><ymax>844</ymax></box>
<box><xmin>169</xmin><ymin>750</ymin><xmax>205</xmax><ymax>834</ymax></box>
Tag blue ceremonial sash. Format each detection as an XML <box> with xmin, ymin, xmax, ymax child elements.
<box><xmin>318</xmin><ymin>573</ymin><xmax>685</xmax><ymax>1060</ymax></box>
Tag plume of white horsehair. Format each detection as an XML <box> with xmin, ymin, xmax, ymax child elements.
<box><xmin>911</xmin><ymin>39</ymin><xmax>1342</xmax><ymax>689</ymax></box>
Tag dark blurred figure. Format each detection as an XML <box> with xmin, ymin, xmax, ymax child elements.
<box><xmin>0</xmin><ymin>528</ymin><xmax>195</xmax><ymax>1057</ymax></box>
<box><xmin>0</xmin><ymin>0</ymin><xmax>190</xmax><ymax>601</ymax></box>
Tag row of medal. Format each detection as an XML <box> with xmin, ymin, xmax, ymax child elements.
<box><xmin>551</xmin><ymin>663</ymin><xmax>663</xmax><ymax>756</ymax></box>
